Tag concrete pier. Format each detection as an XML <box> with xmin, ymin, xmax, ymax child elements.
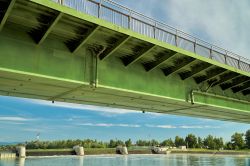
<box><xmin>16</xmin><ymin>146</ymin><xmax>26</xmax><ymax>158</ymax></box>
<box><xmin>151</xmin><ymin>146</ymin><xmax>170</xmax><ymax>154</ymax></box>
<box><xmin>116</xmin><ymin>146</ymin><xmax>128</xmax><ymax>155</ymax></box>
<box><xmin>73</xmin><ymin>146</ymin><xmax>84</xmax><ymax>156</ymax></box>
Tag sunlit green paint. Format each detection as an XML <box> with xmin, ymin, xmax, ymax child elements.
<box><xmin>30</xmin><ymin>0</ymin><xmax>250</xmax><ymax>77</ymax></box>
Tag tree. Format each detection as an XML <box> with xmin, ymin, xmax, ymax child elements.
<box><xmin>125</xmin><ymin>139</ymin><xmax>132</xmax><ymax>147</ymax></box>
<box><xmin>150</xmin><ymin>139</ymin><xmax>159</xmax><ymax>146</ymax></box>
<box><xmin>197</xmin><ymin>137</ymin><xmax>203</xmax><ymax>148</ymax></box>
<box><xmin>204</xmin><ymin>135</ymin><xmax>215</xmax><ymax>149</ymax></box>
<box><xmin>245</xmin><ymin>130</ymin><xmax>250</xmax><ymax>149</ymax></box>
<box><xmin>174</xmin><ymin>136</ymin><xmax>185</xmax><ymax>147</ymax></box>
<box><xmin>161</xmin><ymin>139</ymin><xmax>174</xmax><ymax>147</ymax></box>
<box><xmin>185</xmin><ymin>134</ymin><xmax>197</xmax><ymax>148</ymax></box>
<box><xmin>109</xmin><ymin>139</ymin><xmax>116</xmax><ymax>148</ymax></box>
<box><xmin>213</xmin><ymin>137</ymin><xmax>224</xmax><ymax>150</ymax></box>
<box><xmin>231</xmin><ymin>132</ymin><xmax>245</xmax><ymax>150</ymax></box>
<box><xmin>225</xmin><ymin>142</ymin><xmax>233</xmax><ymax>150</ymax></box>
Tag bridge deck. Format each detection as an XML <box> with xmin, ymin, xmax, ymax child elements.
<box><xmin>0</xmin><ymin>0</ymin><xmax>249</xmax><ymax>123</ymax></box>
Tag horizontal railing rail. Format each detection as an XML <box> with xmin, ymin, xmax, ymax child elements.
<box><xmin>52</xmin><ymin>0</ymin><xmax>250</xmax><ymax>73</ymax></box>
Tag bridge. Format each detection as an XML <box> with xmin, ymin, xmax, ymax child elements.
<box><xmin>0</xmin><ymin>0</ymin><xmax>249</xmax><ymax>123</ymax></box>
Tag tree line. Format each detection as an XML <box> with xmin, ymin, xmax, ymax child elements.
<box><xmin>1</xmin><ymin>130</ymin><xmax>250</xmax><ymax>151</ymax></box>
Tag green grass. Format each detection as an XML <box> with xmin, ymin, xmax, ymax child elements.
<box><xmin>24</xmin><ymin>148</ymin><xmax>250</xmax><ymax>155</ymax></box>
<box><xmin>26</xmin><ymin>149</ymin><xmax>72</xmax><ymax>152</ymax></box>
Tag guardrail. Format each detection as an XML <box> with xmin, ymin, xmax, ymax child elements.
<box><xmin>52</xmin><ymin>0</ymin><xmax>250</xmax><ymax>72</ymax></box>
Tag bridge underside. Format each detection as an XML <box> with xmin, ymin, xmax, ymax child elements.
<box><xmin>0</xmin><ymin>0</ymin><xmax>249</xmax><ymax>123</ymax></box>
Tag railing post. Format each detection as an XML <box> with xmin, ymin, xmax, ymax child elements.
<box><xmin>175</xmin><ymin>30</ymin><xmax>178</xmax><ymax>47</ymax></box>
<box><xmin>225</xmin><ymin>51</ymin><xmax>227</xmax><ymax>65</ymax></box>
<box><xmin>128</xmin><ymin>10</ymin><xmax>132</xmax><ymax>30</ymax></box>
<box><xmin>210</xmin><ymin>46</ymin><xmax>213</xmax><ymax>59</ymax></box>
<box><xmin>83</xmin><ymin>0</ymin><xmax>86</xmax><ymax>12</ymax></box>
<box><xmin>238</xmin><ymin>57</ymin><xmax>241</xmax><ymax>70</ymax></box>
<box><xmin>194</xmin><ymin>39</ymin><xmax>197</xmax><ymax>53</ymax></box>
<box><xmin>98</xmin><ymin>0</ymin><xmax>103</xmax><ymax>18</ymax></box>
<box><xmin>153</xmin><ymin>22</ymin><xmax>156</xmax><ymax>39</ymax></box>
<box><xmin>58</xmin><ymin>0</ymin><xmax>63</xmax><ymax>5</ymax></box>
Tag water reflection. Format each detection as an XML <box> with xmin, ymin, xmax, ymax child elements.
<box><xmin>0</xmin><ymin>155</ymin><xmax>249</xmax><ymax>166</ymax></box>
<box><xmin>123</xmin><ymin>155</ymin><xmax>128</xmax><ymax>166</ymax></box>
<box><xmin>18</xmin><ymin>158</ymin><xmax>25</xmax><ymax>166</ymax></box>
<box><xmin>78</xmin><ymin>156</ymin><xmax>84</xmax><ymax>166</ymax></box>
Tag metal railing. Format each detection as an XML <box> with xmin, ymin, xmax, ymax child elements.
<box><xmin>52</xmin><ymin>0</ymin><xmax>250</xmax><ymax>72</ymax></box>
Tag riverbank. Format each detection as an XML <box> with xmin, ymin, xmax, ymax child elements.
<box><xmin>22</xmin><ymin>148</ymin><xmax>250</xmax><ymax>156</ymax></box>
<box><xmin>171</xmin><ymin>149</ymin><xmax>250</xmax><ymax>156</ymax></box>
<box><xmin>25</xmin><ymin>148</ymin><xmax>152</xmax><ymax>156</ymax></box>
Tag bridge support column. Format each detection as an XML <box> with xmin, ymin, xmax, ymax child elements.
<box><xmin>116</xmin><ymin>146</ymin><xmax>128</xmax><ymax>155</ymax></box>
<box><xmin>73</xmin><ymin>146</ymin><xmax>84</xmax><ymax>156</ymax></box>
<box><xmin>16</xmin><ymin>146</ymin><xmax>26</xmax><ymax>158</ymax></box>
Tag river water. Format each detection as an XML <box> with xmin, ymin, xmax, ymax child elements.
<box><xmin>1</xmin><ymin>154</ymin><xmax>250</xmax><ymax>166</ymax></box>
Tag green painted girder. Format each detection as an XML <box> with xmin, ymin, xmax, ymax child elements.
<box><xmin>99</xmin><ymin>35</ymin><xmax>130</xmax><ymax>60</ymax></box>
<box><xmin>194</xmin><ymin>67</ymin><xmax>228</xmax><ymax>84</ymax></box>
<box><xmin>48</xmin><ymin>84</ymin><xmax>86</xmax><ymax>101</ymax></box>
<box><xmin>232</xmin><ymin>81</ymin><xmax>250</xmax><ymax>93</ymax></box>
<box><xmin>29</xmin><ymin>0</ymin><xmax>250</xmax><ymax>79</ymax></box>
<box><xmin>211</xmin><ymin>72</ymin><xmax>240</xmax><ymax>87</ymax></box>
<box><xmin>179</xmin><ymin>62</ymin><xmax>212</xmax><ymax>80</ymax></box>
<box><xmin>36</xmin><ymin>12</ymin><xmax>63</xmax><ymax>45</ymax></box>
<box><xmin>163</xmin><ymin>57</ymin><xmax>196</xmax><ymax>77</ymax></box>
<box><xmin>0</xmin><ymin>0</ymin><xmax>16</xmax><ymax>31</ymax></box>
<box><xmin>144</xmin><ymin>51</ymin><xmax>178</xmax><ymax>72</ymax></box>
<box><xmin>242</xmin><ymin>89</ymin><xmax>250</xmax><ymax>96</ymax></box>
<box><xmin>68</xmin><ymin>25</ymin><xmax>100</xmax><ymax>53</ymax></box>
<box><xmin>29</xmin><ymin>11</ymin><xmax>63</xmax><ymax>44</ymax></box>
<box><xmin>221</xmin><ymin>76</ymin><xmax>250</xmax><ymax>90</ymax></box>
<box><xmin>123</xmin><ymin>45</ymin><xmax>157</xmax><ymax>66</ymax></box>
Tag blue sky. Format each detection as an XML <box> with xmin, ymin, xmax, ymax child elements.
<box><xmin>0</xmin><ymin>96</ymin><xmax>249</xmax><ymax>143</ymax></box>
<box><xmin>0</xmin><ymin>0</ymin><xmax>250</xmax><ymax>143</ymax></box>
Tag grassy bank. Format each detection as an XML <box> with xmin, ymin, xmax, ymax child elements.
<box><xmin>22</xmin><ymin>148</ymin><xmax>250</xmax><ymax>156</ymax></box>
<box><xmin>26</xmin><ymin>148</ymin><xmax>151</xmax><ymax>156</ymax></box>
<box><xmin>171</xmin><ymin>149</ymin><xmax>250</xmax><ymax>155</ymax></box>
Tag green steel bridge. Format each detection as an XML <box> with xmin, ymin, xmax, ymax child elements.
<box><xmin>0</xmin><ymin>0</ymin><xmax>249</xmax><ymax>123</ymax></box>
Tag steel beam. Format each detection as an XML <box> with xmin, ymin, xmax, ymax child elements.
<box><xmin>220</xmin><ymin>76</ymin><xmax>250</xmax><ymax>90</ymax></box>
<box><xmin>99</xmin><ymin>36</ymin><xmax>130</xmax><ymax>60</ymax></box>
<box><xmin>48</xmin><ymin>85</ymin><xmax>86</xmax><ymax>101</ymax></box>
<box><xmin>211</xmin><ymin>72</ymin><xmax>240</xmax><ymax>87</ymax></box>
<box><xmin>0</xmin><ymin>0</ymin><xmax>16</xmax><ymax>31</ymax></box>
<box><xmin>123</xmin><ymin>45</ymin><xmax>156</xmax><ymax>66</ymax></box>
<box><xmin>232</xmin><ymin>81</ymin><xmax>250</xmax><ymax>93</ymax></box>
<box><xmin>37</xmin><ymin>12</ymin><xmax>63</xmax><ymax>45</ymax></box>
<box><xmin>144</xmin><ymin>51</ymin><xmax>178</xmax><ymax>72</ymax></box>
<box><xmin>242</xmin><ymin>89</ymin><xmax>250</xmax><ymax>96</ymax></box>
<box><xmin>194</xmin><ymin>68</ymin><xmax>227</xmax><ymax>84</ymax></box>
<box><xmin>70</xmin><ymin>25</ymin><xmax>100</xmax><ymax>53</ymax></box>
<box><xmin>179</xmin><ymin>62</ymin><xmax>212</xmax><ymax>80</ymax></box>
<box><xmin>163</xmin><ymin>57</ymin><xmax>196</xmax><ymax>77</ymax></box>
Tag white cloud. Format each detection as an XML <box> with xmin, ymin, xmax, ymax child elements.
<box><xmin>165</xmin><ymin>0</ymin><xmax>250</xmax><ymax>58</ymax></box>
<box><xmin>0</xmin><ymin>121</ymin><xmax>25</xmax><ymax>125</ymax></box>
<box><xmin>145</xmin><ymin>124</ymin><xmax>176</xmax><ymax>129</ymax></box>
<box><xmin>0</xmin><ymin>116</ymin><xmax>30</xmax><ymax>121</ymax></box>
<box><xmin>77</xmin><ymin>123</ymin><xmax>141</xmax><ymax>128</ymax></box>
<box><xmin>180</xmin><ymin>125</ymin><xmax>220</xmax><ymax>129</ymax></box>
<box><xmin>21</xmin><ymin>128</ymin><xmax>43</xmax><ymax>132</ymax></box>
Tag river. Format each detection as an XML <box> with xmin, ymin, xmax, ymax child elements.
<box><xmin>0</xmin><ymin>154</ymin><xmax>250</xmax><ymax>166</ymax></box>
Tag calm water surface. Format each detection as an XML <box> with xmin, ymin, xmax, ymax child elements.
<box><xmin>1</xmin><ymin>154</ymin><xmax>250</xmax><ymax>166</ymax></box>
